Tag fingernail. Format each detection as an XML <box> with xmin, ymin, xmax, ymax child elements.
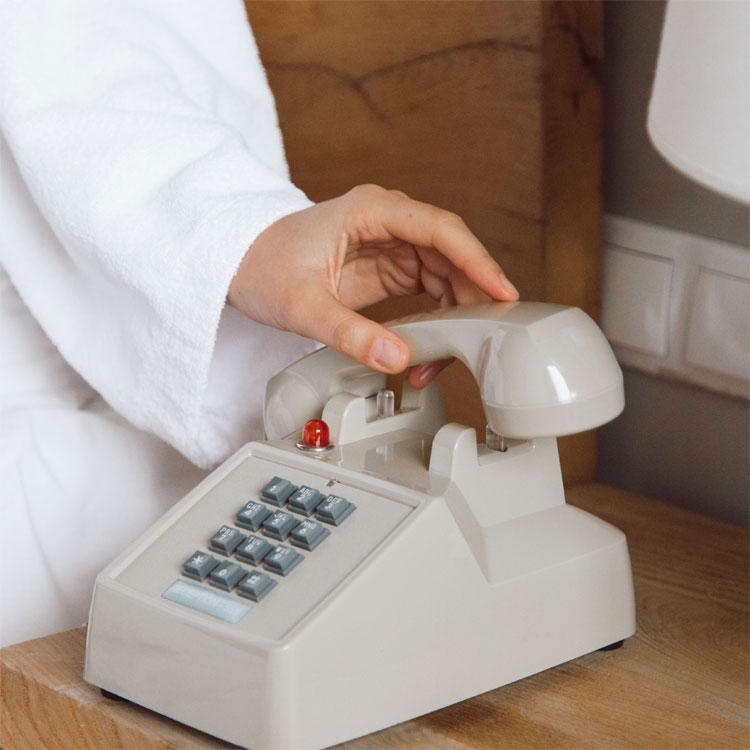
<box><xmin>418</xmin><ymin>362</ymin><xmax>443</xmax><ymax>386</ymax></box>
<box><xmin>371</xmin><ymin>337</ymin><xmax>406</xmax><ymax>370</ymax></box>
<box><xmin>498</xmin><ymin>272</ymin><xmax>519</xmax><ymax>299</ymax></box>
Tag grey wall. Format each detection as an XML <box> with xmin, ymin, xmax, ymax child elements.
<box><xmin>599</xmin><ymin>369</ymin><xmax>749</xmax><ymax>525</ymax></box>
<box><xmin>598</xmin><ymin>1</ymin><xmax>750</xmax><ymax>525</ymax></box>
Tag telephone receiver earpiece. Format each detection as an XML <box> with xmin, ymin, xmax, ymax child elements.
<box><xmin>264</xmin><ymin>302</ymin><xmax>624</xmax><ymax>442</ymax></box>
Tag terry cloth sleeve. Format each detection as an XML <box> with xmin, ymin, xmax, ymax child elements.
<box><xmin>0</xmin><ymin>0</ymin><xmax>319</xmax><ymax>467</ymax></box>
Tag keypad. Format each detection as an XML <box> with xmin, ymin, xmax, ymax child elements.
<box><xmin>290</xmin><ymin>520</ymin><xmax>330</xmax><ymax>551</ymax></box>
<box><xmin>264</xmin><ymin>545</ymin><xmax>304</xmax><ymax>576</ymax></box>
<box><xmin>210</xmin><ymin>526</ymin><xmax>246</xmax><ymax>556</ymax></box>
<box><xmin>287</xmin><ymin>486</ymin><xmax>324</xmax><ymax>516</ymax></box>
<box><xmin>315</xmin><ymin>495</ymin><xmax>356</xmax><ymax>526</ymax></box>
<box><xmin>262</xmin><ymin>511</ymin><xmax>299</xmax><ymax>541</ymax></box>
<box><xmin>237</xmin><ymin>571</ymin><xmax>277</xmax><ymax>602</ymax></box>
<box><xmin>236</xmin><ymin>535</ymin><xmax>273</xmax><ymax>565</ymax></box>
<box><xmin>180</xmin><ymin>475</ymin><xmax>356</xmax><ymax>613</ymax></box>
<box><xmin>235</xmin><ymin>501</ymin><xmax>272</xmax><ymax>532</ymax></box>
<box><xmin>182</xmin><ymin>551</ymin><xmax>219</xmax><ymax>581</ymax></box>
<box><xmin>209</xmin><ymin>561</ymin><xmax>246</xmax><ymax>591</ymax></box>
<box><xmin>260</xmin><ymin>476</ymin><xmax>297</xmax><ymax>506</ymax></box>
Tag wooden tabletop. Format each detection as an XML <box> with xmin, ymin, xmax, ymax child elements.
<box><xmin>2</xmin><ymin>482</ymin><xmax>747</xmax><ymax>749</ymax></box>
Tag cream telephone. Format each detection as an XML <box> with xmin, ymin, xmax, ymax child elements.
<box><xmin>85</xmin><ymin>302</ymin><xmax>636</xmax><ymax>750</ymax></box>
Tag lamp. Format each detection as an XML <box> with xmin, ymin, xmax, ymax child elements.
<box><xmin>648</xmin><ymin>0</ymin><xmax>750</xmax><ymax>203</ymax></box>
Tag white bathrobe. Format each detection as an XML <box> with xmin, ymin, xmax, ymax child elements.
<box><xmin>0</xmin><ymin>0</ymin><xmax>319</xmax><ymax>646</ymax></box>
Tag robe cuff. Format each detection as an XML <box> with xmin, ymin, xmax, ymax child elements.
<box><xmin>142</xmin><ymin>189</ymin><xmax>314</xmax><ymax>467</ymax></box>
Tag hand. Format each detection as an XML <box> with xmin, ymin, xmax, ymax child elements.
<box><xmin>228</xmin><ymin>184</ymin><xmax>519</xmax><ymax>387</ymax></box>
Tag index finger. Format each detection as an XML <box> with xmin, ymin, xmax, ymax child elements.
<box><xmin>376</xmin><ymin>194</ymin><xmax>519</xmax><ymax>301</ymax></box>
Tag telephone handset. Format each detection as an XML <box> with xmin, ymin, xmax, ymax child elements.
<box><xmin>86</xmin><ymin>301</ymin><xmax>635</xmax><ymax>750</ymax></box>
<box><xmin>265</xmin><ymin>301</ymin><xmax>624</xmax><ymax>443</ymax></box>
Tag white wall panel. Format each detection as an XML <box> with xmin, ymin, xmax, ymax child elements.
<box><xmin>686</xmin><ymin>270</ymin><xmax>750</xmax><ymax>381</ymax></box>
<box><xmin>602</xmin><ymin>247</ymin><xmax>672</xmax><ymax>355</ymax></box>
<box><xmin>602</xmin><ymin>215</ymin><xmax>749</xmax><ymax>399</ymax></box>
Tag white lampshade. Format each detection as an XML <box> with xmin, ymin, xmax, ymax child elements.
<box><xmin>648</xmin><ymin>0</ymin><xmax>750</xmax><ymax>203</ymax></box>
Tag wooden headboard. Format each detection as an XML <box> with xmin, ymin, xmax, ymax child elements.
<box><xmin>246</xmin><ymin>0</ymin><xmax>603</xmax><ymax>484</ymax></box>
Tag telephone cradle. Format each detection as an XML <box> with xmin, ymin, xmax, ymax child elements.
<box><xmin>85</xmin><ymin>302</ymin><xmax>636</xmax><ymax>750</ymax></box>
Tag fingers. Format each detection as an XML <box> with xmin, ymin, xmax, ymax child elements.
<box><xmin>419</xmin><ymin>262</ymin><xmax>456</xmax><ymax>307</ymax></box>
<box><xmin>290</xmin><ymin>284</ymin><xmax>448</xmax><ymax>384</ymax></box>
<box><xmin>375</xmin><ymin>193</ymin><xmax>519</xmax><ymax>301</ymax></box>
<box><xmin>408</xmin><ymin>358</ymin><xmax>453</xmax><ymax>389</ymax></box>
<box><xmin>291</xmin><ymin>290</ymin><xmax>410</xmax><ymax>373</ymax></box>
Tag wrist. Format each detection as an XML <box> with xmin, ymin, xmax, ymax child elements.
<box><xmin>227</xmin><ymin>209</ymin><xmax>296</xmax><ymax>319</ymax></box>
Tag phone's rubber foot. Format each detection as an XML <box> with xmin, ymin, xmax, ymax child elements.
<box><xmin>598</xmin><ymin>639</ymin><xmax>625</xmax><ymax>651</ymax></box>
<box><xmin>100</xmin><ymin>689</ymin><xmax>126</xmax><ymax>701</ymax></box>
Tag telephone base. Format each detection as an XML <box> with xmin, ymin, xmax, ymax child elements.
<box><xmin>86</xmin><ymin>302</ymin><xmax>633</xmax><ymax>748</ymax></box>
<box><xmin>100</xmin><ymin>688</ymin><xmax>125</xmax><ymax>702</ymax></box>
<box><xmin>85</xmin><ymin>439</ymin><xmax>636</xmax><ymax>750</ymax></box>
<box><xmin>599</xmin><ymin>640</ymin><xmax>626</xmax><ymax>651</ymax></box>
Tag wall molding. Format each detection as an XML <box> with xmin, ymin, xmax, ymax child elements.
<box><xmin>602</xmin><ymin>215</ymin><xmax>749</xmax><ymax>400</ymax></box>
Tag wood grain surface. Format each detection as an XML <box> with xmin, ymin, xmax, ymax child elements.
<box><xmin>2</xmin><ymin>483</ymin><xmax>747</xmax><ymax>750</ymax></box>
<box><xmin>245</xmin><ymin>0</ymin><xmax>603</xmax><ymax>484</ymax></box>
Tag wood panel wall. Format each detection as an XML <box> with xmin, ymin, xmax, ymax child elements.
<box><xmin>246</xmin><ymin>0</ymin><xmax>603</xmax><ymax>484</ymax></box>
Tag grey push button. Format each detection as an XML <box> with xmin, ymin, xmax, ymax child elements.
<box><xmin>162</xmin><ymin>580</ymin><xmax>250</xmax><ymax>623</ymax></box>
<box><xmin>290</xmin><ymin>520</ymin><xmax>330</xmax><ymax>551</ymax></box>
<box><xmin>263</xmin><ymin>545</ymin><xmax>303</xmax><ymax>577</ymax></box>
<box><xmin>237</xmin><ymin>571</ymin><xmax>277</xmax><ymax>602</ymax></box>
<box><xmin>182</xmin><ymin>550</ymin><xmax>219</xmax><ymax>581</ymax></box>
<box><xmin>209</xmin><ymin>525</ymin><xmax>245</xmax><ymax>556</ymax></box>
<box><xmin>236</xmin><ymin>535</ymin><xmax>273</xmax><ymax>565</ymax></box>
<box><xmin>315</xmin><ymin>495</ymin><xmax>356</xmax><ymax>526</ymax></box>
<box><xmin>262</xmin><ymin>511</ymin><xmax>299</xmax><ymax>541</ymax></box>
<box><xmin>236</xmin><ymin>501</ymin><xmax>272</xmax><ymax>532</ymax></box>
<box><xmin>260</xmin><ymin>476</ymin><xmax>297</xmax><ymax>506</ymax></box>
<box><xmin>287</xmin><ymin>486</ymin><xmax>324</xmax><ymax>516</ymax></box>
<box><xmin>209</xmin><ymin>560</ymin><xmax>246</xmax><ymax>591</ymax></box>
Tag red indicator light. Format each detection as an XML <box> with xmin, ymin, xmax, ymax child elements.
<box><xmin>301</xmin><ymin>419</ymin><xmax>330</xmax><ymax>449</ymax></box>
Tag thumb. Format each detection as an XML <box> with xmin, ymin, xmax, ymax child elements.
<box><xmin>294</xmin><ymin>293</ymin><xmax>410</xmax><ymax>373</ymax></box>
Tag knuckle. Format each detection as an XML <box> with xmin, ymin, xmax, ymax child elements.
<box><xmin>440</xmin><ymin>210</ymin><xmax>466</xmax><ymax>228</ymax></box>
<box><xmin>330</xmin><ymin>314</ymin><xmax>360</xmax><ymax>353</ymax></box>
<box><xmin>348</xmin><ymin>183</ymin><xmax>386</xmax><ymax>202</ymax></box>
<box><xmin>389</xmin><ymin>189</ymin><xmax>409</xmax><ymax>200</ymax></box>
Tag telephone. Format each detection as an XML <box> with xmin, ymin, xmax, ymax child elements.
<box><xmin>85</xmin><ymin>302</ymin><xmax>636</xmax><ymax>750</ymax></box>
